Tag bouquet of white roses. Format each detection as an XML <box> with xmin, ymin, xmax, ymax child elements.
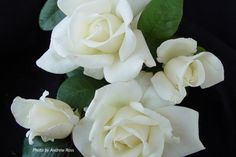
<box><xmin>11</xmin><ymin>0</ymin><xmax>224</xmax><ymax>156</ymax></box>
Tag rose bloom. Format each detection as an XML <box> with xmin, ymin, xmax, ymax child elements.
<box><xmin>36</xmin><ymin>0</ymin><xmax>155</xmax><ymax>83</ymax></box>
<box><xmin>73</xmin><ymin>72</ymin><xmax>204</xmax><ymax>157</ymax></box>
<box><xmin>151</xmin><ymin>38</ymin><xmax>224</xmax><ymax>104</ymax></box>
<box><xmin>11</xmin><ymin>91</ymin><xmax>78</xmax><ymax>144</ymax></box>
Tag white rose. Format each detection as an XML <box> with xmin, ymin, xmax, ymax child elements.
<box><xmin>11</xmin><ymin>91</ymin><xmax>78</xmax><ymax>145</ymax></box>
<box><xmin>73</xmin><ymin>72</ymin><xmax>204</xmax><ymax>157</ymax></box>
<box><xmin>36</xmin><ymin>0</ymin><xmax>155</xmax><ymax>83</ymax></box>
<box><xmin>151</xmin><ymin>38</ymin><xmax>224</xmax><ymax>104</ymax></box>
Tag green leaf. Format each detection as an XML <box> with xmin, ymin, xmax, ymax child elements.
<box><xmin>66</xmin><ymin>68</ymin><xmax>84</xmax><ymax>78</ymax></box>
<box><xmin>138</xmin><ymin>0</ymin><xmax>183</xmax><ymax>57</ymax></box>
<box><xmin>39</xmin><ymin>0</ymin><xmax>65</xmax><ymax>31</ymax></box>
<box><xmin>57</xmin><ymin>70</ymin><xmax>107</xmax><ymax>112</ymax></box>
<box><xmin>22</xmin><ymin>137</ymin><xmax>82</xmax><ymax>157</ymax></box>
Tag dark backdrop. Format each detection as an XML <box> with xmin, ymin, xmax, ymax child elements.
<box><xmin>0</xmin><ymin>0</ymin><xmax>235</xmax><ymax>156</ymax></box>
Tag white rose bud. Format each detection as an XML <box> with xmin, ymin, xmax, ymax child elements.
<box><xmin>152</xmin><ymin>38</ymin><xmax>224</xmax><ymax>104</ymax></box>
<box><xmin>36</xmin><ymin>0</ymin><xmax>155</xmax><ymax>83</ymax></box>
<box><xmin>11</xmin><ymin>91</ymin><xmax>78</xmax><ymax>145</ymax></box>
<box><xmin>72</xmin><ymin>73</ymin><xmax>204</xmax><ymax>157</ymax></box>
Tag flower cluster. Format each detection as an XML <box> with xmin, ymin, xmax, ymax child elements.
<box><xmin>11</xmin><ymin>0</ymin><xmax>224</xmax><ymax>157</ymax></box>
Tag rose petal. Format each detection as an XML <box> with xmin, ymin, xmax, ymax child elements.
<box><xmin>193</xmin><ymin>52</ymin><xmax>224</xmax><ymax>88</ymax></box>
<box><xmin>89</xmin><ymin>106</ymin><xmax>117</xmax><ymax>141</ymax></box>
<box><xmin>28</xmin><ymin>100</ymin><xmax>76</xmax><ymax>138</ymax></box>
<box><xmin>86</xmin><ymin>81</ymin><xmax>143</xmax><ymax>119</ymax></box>
<box><xmin>104</xmin><ymin>56</ymin><xmax>143</xmax><ymax>83</ymax></box>
<box><xmin>39</xmin><ymin>122</ymin><xmax>73</xmax><ymax>139</ymax></box>
<box><xmin>134</xmin><ymin>30</ymin><xmax>156</xmax><ymax>68</ymax></box>
<box><xmin>68</xmin><ymin>0</ymin><xmax>115</xmax><ymax>48</ymax></box>
<box><xmin>52</xmin><ymin>17</ymin><xmax>100</xmax><ymax>57</ymax></box>
<box><xmin>45</xmin><ymin>98</ymin><xmax>78</xmax><ymax>124</ymax></box>
<box><xmin>109</xmin><ymin>105</ymin><xmax>158</xmax><ymax>127</ymax></box>
<box><xmin>104</xmin><ymin>30</ymin><xmax>155</xmax><ymax>83</ymax></box>
<box><xmin>151</xmin><ymin>72</ymin><xmax>186</xmax><ymax>104</ymax></box>
<box><xmin>105</xmin><ymin>127</ymin><xmax>143</xmax><ymax>157</ymax></box>
<box><xmin>64</xmin><ymin>0</ymin><xmax>111</xmax><ymax>16</ymax></box>
<box><xmin>73</xmin><ymin>118</ymin><xmax>93</xmax><ymax>157</ymax></box>
<box><xmin>71</xmin><ymin>14</ymin><xmax>125</xmax><ymax>53</ymax></box>
<box><xmin>164</xmin><ymin>56</ymin><xmax>205</xmax><ymax>87</ymax></box>
<box><xmin>130</xmin><ymin>102</ymin><xmax>173</xmax><ymax>140</ymax></box>
<box><xmin>148</xmin><ymin>127</ymin><xmax>165</xmax><ymax>157</ymax></box>
<box><xmin>83</xmin><ymin>67</ymin><xmax>104</xmax><ymax>80</ymax></box>
<box><xmin>57</xmin><ymin>0</ymin><xmax>90</xmax><ymax>16</ymax></box>
<box><xmin>82</xmin><ymin>31</ymin><xmax>124</xmax><ymax>53</ymax></box>
<box><xmin>51</xmin><ymin>17</ymin><xmax>74</xmax><ymax>57</ymax></box>
<box><xmin>157</xmin><ymin>106</ymin><xmax>205</xmax><ymax>157</ymax></box>
<box><xmin>142</xmin><ymin>86</ymin><xmax>175</xmax><ymax>110</ymax></box>
<box><xmin>130</xmin><ymin>12</ymin><xmax>141</xmax><ymax>29</ymax></box>
<box><xmin>11</xmin><ymin>97</ymin><xmax>35</xmax><ymax>128</ymax></box>
<box><xmin>126</xmin><ymin>0</ymin><xmax>151</xmax><ymax>17</ymax></box>
<box><xmin>73</xmin><ymin>54</ymin><xmax>114</xmax><ymax>68</ymax></box>
<box><xmin>184</xmin><ymin>60</ymin><xmax>205</xmax><ymax>87</ymax></box>
<box><xmin>116</xmin><ymin>0</ymin><xmax>133</xmax><ymax>25</ymax></box>
<box><xmin>36</xmin><ymin>45</ymin><xmax>78</xmax><ymax>74</ymax></box>
<box><xmin>156</xmin><ymin>38</ymin><xmax>197</xmax><ymax>64</ymax></box>
<box><xmin>112</xmin><ymin>0</ymin><xmax>150</xmax><ymax>17</ymax></box>
<box><xmin>135</xmin><ymin>71</ymin><xmax>153</xmax><ymax>92</ymax></box>
<box><xmin>119</xmin><ymin>27</ymin><xmax>136</xmax><ymax>61</ymax></box>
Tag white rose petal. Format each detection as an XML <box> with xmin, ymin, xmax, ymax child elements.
<box><xmin>104</xmin><ymin>30</ymin><xmax>156</xmax><ymax>83</ymax></box>
<box><xmin>73</xmin><ymin>80</ymin><xmax>204</xmax><ymax>157</ymax></box>
<box><xmin>164</xmin><ymin>56</ymin><xmax>206</xmax><ymax>87</ymax></box>
<box><xmin>72</xmin><ymin>54</ymin><xmax>115</xmax><ymax>69</ymax></box>
<box><xmin>116</xmin><ymin>0</ymin><xmax>133</xmax><ymax>25</ymax></box>
<box><xmin>51</xmin><ymin>17</ymin><xmax>75</xmax><ymax>57</ymax></box>
<box><xmin>84</xmin><ymin>67</ymin><xmax>104</xmax><ymax>80</ymax></box>
<box><xmin>142</xmin><ymin>86</ymin><xmax>175</xmax><ymax>110</ymax></box>
<box><xmin>151</xmin><ymin>71</ymin><xmax>186</xmax><ymax>104</ymax></box>
<box><xmin>37</xmin><ymin>0</ymin><xmax>155</xmax><ymax>83</ymax></box>
<box><xmin>154</xmin><ymin>38</ymin><xmax>224</xmax><ymax>104</ymax></box>
<box><xmin>193</xmin><ymin>52</ymin><xmax>224</xmax><ymax>88</ymax></box>
<box><xmin>86</xmin><ymin>81</ymin><xmax>143</xmax><ymax>119</ymax></box>
<box><xmin>11</xmin><ymin>91</ymin><xmax>78</xmax><ymax>144</ymax></box>
<box><xmin>156</xmin><ymin>38</ymin><xmax>197</xmax><ymax>64</ymax></box>
<box><xmin>135</xmin><ymin>72</ymin><xmax>174</xmax><ymax>108</ymax></box>
<box><xmin>157</xmin><ymin>106</ymin><xmax>205</xmax><ymax>157</ymax></box>
<box><xmin>73</xmin><ymin>118</ymin><xmax>93</xmax><ymax>157</ymax></box>
<box><xmin>134</xmin><ymin>71</ymin><xmax>153</xmax><ymax>92</ymax></box>
<box><xmin>118</xmin><ymin>26</ymin><xmax>137</xmax><ymax>61</ymax></box>
<box><xmin>58</xmin><ymin>0</ymin><xmax>91</xmax><ymax>16</ymax></box>
<box><xmin>36</xmin><ymin>45</ymin><xmax>78</xmax><ymax>74</ymax></box>
<box><xmin>112</xmin><ymin>0</ymin><xmax>151</xmax><ymax>17</ymax></box>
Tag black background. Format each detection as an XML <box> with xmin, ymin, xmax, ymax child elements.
<box><xmin>0</xmin><ymin>0</ymin><xmax>235</xmax><ymax>156</ymax></box>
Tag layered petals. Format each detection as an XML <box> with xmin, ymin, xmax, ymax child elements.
<box><xmin>73</xmin><ymin>79</ymin><xmax>204</xmax><ymax>157</ymax></box>
<box><xmin>11</xmin><ymin>91</ymin><xmax>78</xmax><ymax>144</ymax></box>
<box><xmin>164</xmin><ymin>56</ymin><xmax>206</xmax><ymax>87</ymax></box>
<box><xmin>157</xmin><ymin>38</ymin><xmax>197</xmax><ymax>64</ymax></box>
<box><xmin>36</xmin><ymin>45</ymin><xmax>78</xmax><ymax>74</ymax></box>
<box><xmin>157</xmin><ymin>106</ymin><xmax>205</xmax><ymax>157</ymax></box>
<box><xmin>104</xmin><ymin>30</ymin><xmax>156</xmax><ymax>83</ymax></box>
<box><xmin>151</xmin><ymin>72</ymin><xmax>186</xmax><ymax>104</ymax></box>
<box><xmin>58</xmin><ymin>0</ymin><xmax>91</xmax><ymax>16</ymax></box>
<box><xmin>154</xmin><ymin>37</ymin><xmax>224</xmax><ymax>104</ymax></box>
<box><xmin>193</xmin><ymin>52</ymin><xmax>224</xmax><ymax>88</ymax></box>
<box><xmin>37</xmin><ymin>0</ymin><xmax>154</xmax><ymax>83</ymax></box>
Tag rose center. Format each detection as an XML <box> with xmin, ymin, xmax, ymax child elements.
<box><xmin>87</xmin><ymin>14</ymin><xmax>123</xmax><ymax>43</ymax></box>
<box><xmin>88</xmin><ymin>19</ymin><xmax>110</xmax><ymax>42</ymax></box>
<box><xmin>113</xmin><ymin>128</ymin><xmax>141</xmax><ymax>151</ymax></box>
<box><xmin>184</xmin><ymin>61</ymin><xmax>204</xmax><ymax>86</ymax></box>
<box><xmin>184</xmin><ymin>61</ymin><xmax>200</xmax><ymax>86</ymax></box>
